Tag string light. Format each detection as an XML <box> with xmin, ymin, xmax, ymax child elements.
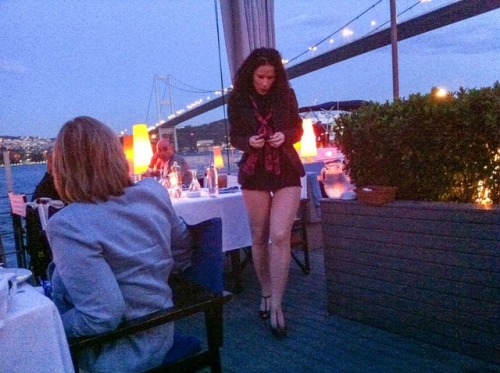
<box><xmin>342</xmin><ymin>28</ymin><xmax>354</xmax><ymax>37</ymax></box>
<box><xmin>284</xmin><ymin>0</ymin><xmax>383</xmax><ymax>65</ymax></box>
<box><xmin>284</xmin><ymin>0</ymin><xmax>448</xmax><ymax>65</ymax></box>
<box><xmin>155</xmin><ymin>0</ymin><xmax>452</xmax><ymax>124</ymax></box>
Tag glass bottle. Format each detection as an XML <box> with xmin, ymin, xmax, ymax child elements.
<box><xmin>168</xmin><ymin>162</ymin><xmax>182</xmax><ymax>198</ymax></box>
<box><xmin>169</xmin><ymin>173</ymin><xmax>182</xmax><ymax>198</ymax></box>
<box><xmin>206</xmin><ymin>163</ymin><xmax>218</xmax><ymax>197</ymax></box>
<box><xmin>159</xmin><ymin>176</ymin><xmax>170</xmax><ymax>189</ymax></box>
<box><xmin>171</xmin><ymin>161</ymin><xmax>181</xmax><ymax>180</ymax></box>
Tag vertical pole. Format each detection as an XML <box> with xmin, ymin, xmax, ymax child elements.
<box><xmin>3</xmin><ymin>150</ymin><xmax>13</xmax><ymax>193</ymax></box>
<box><xmin>167</xmin><ymin>74</ymin><xmax>174</xmax><ymax>116</ymax></box>
<box><xmin>166</xmin><ymin>75</ymin><xmax>179</xmax><ymax>152</ymax></box>
<box><xmin>3</xmin><ymin>151</ymin><xmax>27</xmax><ymax>268</ymax></box>
<box><xmin>154</xmin><ymin>75</ymin><xmax>163</xmax><ymax>128</ymax></box>
<box><xmin>0</xmin><ymin>151</ymin><xmax>7</xmax><ymax>265</ymax></box>
<box><xmin>390</xmin><ymin>0</ymin><xmax>400</xmax><ymax>100</ymax></box>
<box><xmin>172</xmin><ymin>127</ymin><xmax>179</xmax><ymax>153</ymax></box>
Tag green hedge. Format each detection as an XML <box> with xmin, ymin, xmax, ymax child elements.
<box><xmin>333</xmin><ymin>82</ymin><xmax>499</xmax><ymax>203</ymax></box>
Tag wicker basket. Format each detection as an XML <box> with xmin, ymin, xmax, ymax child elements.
<box><xmin>355</xmin><ymin>185</ymin><xmax>397</xmax><ymax>206</ymax></box>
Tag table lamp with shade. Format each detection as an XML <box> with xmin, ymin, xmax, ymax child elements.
<box><xmin>131</xmin><ymin>124</ymin><xmax>153</xmax><ymax>181</ymax></box>
<box><xmin>213</xmin><ymin>146</ymin><xmax>228</xmax><ymax>189</ymax></box>
<box><xmin>321</xmin><ymin>160</ymin><xmax>351</xmax><ymax>199</ymax></box>
<box><xmin>299</xmin><ymin>118</ymin><xmax>318</xmax><ymax>163</ymax></box>
<box><xmin>122</xmin><ymin>135</ymin><xmax>134</xmax><ymax>176</ymax></box>
<box><xmin>213</xmin><ymin>146</ymin><xmax>224</xmax><ymax>169</ymax></box>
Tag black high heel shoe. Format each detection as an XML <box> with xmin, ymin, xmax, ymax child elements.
<box><xmin>259</xmin><ymin>295</ymin><xmax>271</xmax><ymax>320</ymax></box>
<box><xmin>270</xmin><ymin>310</ymin><xmax>287</xmax><ymax>339</ymax></box>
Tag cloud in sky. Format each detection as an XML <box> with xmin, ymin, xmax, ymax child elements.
<box><xmin>406</xmin><ymin>14</ymin><xmax>500</xmax><ymax>55</ymax></box>
<box><xmin>0</xmin><ymin>59</ymin><xmax>28</xmax><ymax>74</ymax></box>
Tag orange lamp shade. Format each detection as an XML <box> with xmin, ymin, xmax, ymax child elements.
<box><xmin>300</xmin><ymin>118</ymin><xmax>317</xmax><ymax>162</ymax></box>
<box><xmin>132</xmin><ymin>124</ymin><xmax>153</xmax><ymax>174</ymax></box>
<box><xmin>122</xmin><ymin>135</ymin><xmax>134</xmax><ymax>175</ymax></box>
<box><xmin>213</xmin><ymin>146</ymin><xmax>224</xmax><ymax>168</ymax></box>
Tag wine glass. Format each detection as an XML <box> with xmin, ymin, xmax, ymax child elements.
<box><xmin>188</xmin><ymin>170</ymin><xmax>201</xmax><ymax>192</ymax></box>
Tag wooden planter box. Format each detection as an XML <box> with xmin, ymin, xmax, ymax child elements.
<box><xmin>321</xmin><ymin>199</ymin><xmax>499</xmax><ymax>364</ymax></box>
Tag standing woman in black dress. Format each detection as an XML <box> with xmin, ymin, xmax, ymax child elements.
<box><xmin>228</xmin><ymin>48</ymin><xmax>305</xmax><ymax>338</ymax></box>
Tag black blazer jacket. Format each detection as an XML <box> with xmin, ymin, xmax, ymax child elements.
<box><xmin>228</xmin><ymin>88</ymin><xmax>305</xmax><ymax>178</ymax></box>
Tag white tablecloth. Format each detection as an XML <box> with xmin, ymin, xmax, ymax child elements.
<box><xmin>0</xmin><ymin>283</ymin><xmax>74</xmax><ymax>373</ymax></box>
<box><xmin>172</xmin><ymin>190</ymin><xmax>252</xmax><ymax>253</ymax></box>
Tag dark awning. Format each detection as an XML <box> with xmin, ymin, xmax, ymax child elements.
<box><xmin>298</xmin><ymin>100</ymin><xmax>367</xmax><ymax>113</ymax></box>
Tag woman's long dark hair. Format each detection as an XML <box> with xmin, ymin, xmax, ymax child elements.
<box><xmin>231</xmin><ymin>48</ymin><xmax>290</xmax><ymax>102</ymax></box>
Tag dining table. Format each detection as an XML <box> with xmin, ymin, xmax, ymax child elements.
<box><xmin>171</xmin><ymin>180</ymin><xmax>308</xmax><ymax>292</ymax></box>
<box><xmin>0</xmin><ymin>282</ymin><xmax>74</xmax><ymax>373</ymax></box>
<box><xmin>171</xmin><ymin>188</ymin><xmax>252</xmax><ymax>253</ymax></box>
<box><xmin>171</xmin><ymin>175</ymin><xmax>307</xmax><ymax>253</ymax></box>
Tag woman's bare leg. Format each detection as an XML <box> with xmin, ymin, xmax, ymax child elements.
<box><xmin>242</xmin><ymin>190</ymin><xmax>272</xmax><ymax>307</ymax></box>
<box><xmin>268</xmin><ymin>186</ymin><xmax>301</xmax><ymax>329</ymax></box>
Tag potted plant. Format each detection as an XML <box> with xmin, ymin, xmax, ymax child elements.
<box><xmin>321</xmin><ymin>82</ymin><xmax>499</xmax><ymax>364</ymax></box>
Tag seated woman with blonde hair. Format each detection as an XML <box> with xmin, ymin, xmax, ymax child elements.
<box><xmin>46</xmin><ymin>116</ymin><xmax>192</xmax><ymax>372</ymax></box>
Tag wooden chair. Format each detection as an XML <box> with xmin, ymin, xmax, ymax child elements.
<box><xmin>25</xmin><ymin>198</ymin><xmax>65</xmax><ymax>281</ymax></box>
<box><xmin>5</xmin><ymin>193</ymin><xmax>64</xmax><ymax>281</ymax></box>
<box><xmin>291</xmin><ymin>198</ymin><xmax>310</xmax><ymax>274</ymax></box>
<box><xmin>7</xmin><ymin>192</ymin><xmax>29</xmax><ymax>268</ymax></box>
<box><xmin>227</xmin><ymin>197</ymin><xmax>311</xmax><ymax>293</ymax></box>
<box><xmin>290</xmin><ymin>172</ymin><xmax>325</xmax><ymax>274</ymax></box>
<box><xmin>68</xmin><ymin>217</ymin><xmax>233</xmax><ymax>372</ymax></box>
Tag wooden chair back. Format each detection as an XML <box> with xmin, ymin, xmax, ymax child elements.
<box><xmin>25</xmin><ymin>198</ymin><xmax>65</xmax><ymax>281</ymax></box>
<box><xmin>69</xmin><ymin>217</ymin><xmax>232</xmax><ymax>372</ymax></box>
<box><xmin>7</xmin><ymin>192</ymin><xmax>28</xmax><ymax>268</ymax></box>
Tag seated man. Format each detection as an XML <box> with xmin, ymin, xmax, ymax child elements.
<box><xmin>32</xmin><ymin>151</ymin><xmax>60</xmax><ymax>201</ymax></box>
<box><xmin>144</xmin><ymin>138</ymin><xmax>192</xmax><ymax>186</ymax></box>
<box><xmin>26</xmin><ymin>150</ymin><xmax>62</xmax><ymax>281</ymax></box>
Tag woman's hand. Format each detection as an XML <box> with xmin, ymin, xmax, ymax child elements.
<box><xmin>267</xmin><ymin>131</ymin><xmax>285</xmax><ymax>148</ymax></box>
<box><xmin>249</xmin><ymin>135</ymin><xmax>266</xmax><ymax>149</ymax></box>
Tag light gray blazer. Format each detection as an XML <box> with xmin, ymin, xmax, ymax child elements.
<box><xmin>47</xmin><ymin>178</ymin><xmax>191</xmax><ymax>372</ymax></box>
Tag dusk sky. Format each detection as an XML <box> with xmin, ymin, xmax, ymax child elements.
<box><xmin>1</xmin><ymin>0</ymin><xmax>499</xmax><ymax>138</ymax></box>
